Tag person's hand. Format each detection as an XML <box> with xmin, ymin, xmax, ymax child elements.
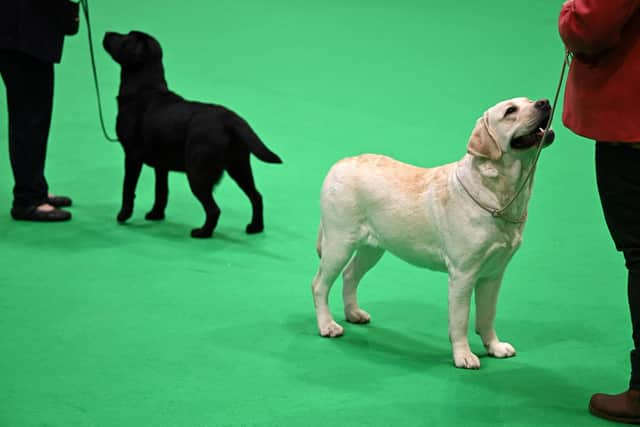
<box><xmin>574</xmin><ymin>52</ymin><xmax>603</xmax><ymax>66</ymax></box>
<box><xmin>61</xmin><ymin>0</ymin><xmax>80</xmax><ymax>36</ymax></box>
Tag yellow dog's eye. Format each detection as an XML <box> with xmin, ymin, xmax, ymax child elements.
<box><xmin>504</xmin><ymin>106</ymin><xmax>517</xmax><ymax>116</ymax></box>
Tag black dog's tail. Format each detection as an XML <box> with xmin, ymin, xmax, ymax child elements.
<box><xmin>226</xmin><ymin>113</ymin><xmax>282</xmax><ymax>164</ymax></box>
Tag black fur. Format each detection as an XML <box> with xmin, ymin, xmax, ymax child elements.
<box><xmin>103</xmin><ymin>31</ymin><xmax>282</xmax><ymax>238</ymax></box>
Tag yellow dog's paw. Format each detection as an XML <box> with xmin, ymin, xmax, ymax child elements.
<box><xmin>454</xmin><ymin>350</ymin><xmax>481</xmax><ymax>369</ymax></box>
<box><xmin>487</xmin><ymin>341</ymin><xmax>516</xmax><ymax>358</ymax></box>
<box><xmin>319</xmin><ymin>320</ymin><xmax>344</xmax><ymax>338</ymax></box>
<box><xmin>345</xmin><ymin>308</ymin><xmax>371</xmax><ymax>324</ymax></box>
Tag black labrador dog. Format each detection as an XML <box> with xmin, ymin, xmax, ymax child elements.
<box><xmin>102</xmin><ymin>31</ymin><xmax>282</xmax><ymax>238</ymax></box>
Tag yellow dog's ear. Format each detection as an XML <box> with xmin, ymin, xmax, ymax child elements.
<box><xmin>467</xmin><ymin>116</ymin><xmax>502</xmax><ymax>160</ymax></box>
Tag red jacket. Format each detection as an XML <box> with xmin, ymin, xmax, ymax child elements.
<box><xmin>558</xmin><ymin>0</ymin><xmax>640</xmax><ymax>142</ymax></box>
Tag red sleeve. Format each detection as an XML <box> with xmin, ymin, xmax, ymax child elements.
<box><xmin>558</xmin><ymin>0</ymin><xmax>640</xmax><ymax>55</ymax></box>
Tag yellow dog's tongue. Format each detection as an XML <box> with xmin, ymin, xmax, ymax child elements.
<box><xmin>512</xmin><ymin>127</ymin><xmax>553</xmax><ymax>149</ymax></box>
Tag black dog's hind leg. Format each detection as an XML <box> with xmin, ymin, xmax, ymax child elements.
<box><xmin>118</xmin><ymin>155</ymin><xmax>143</xmax><ymax>222</ymax></box>
<box><xmin>145</xmin><ymin>167</ymin><xmax>168</xmax><ymax>220</ymax></box>
<box><xmin>187</xmin><ymin>168</ymin><xmax>223</xmax><ymax>238</ymax></box>
<box><xmin>227</xmin><ymin>154</ymin><xmax>264</xmax><ymax>234</ymax></box>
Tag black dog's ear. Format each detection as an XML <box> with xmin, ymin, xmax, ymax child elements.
<box><xmin>144</xmin><ymin>37</ymin><xmax>163</xmax><ymax>60</ymax></box>
<box><xmin>125</xmin><ymin>34</ymin><xmax>162</xmax><ymax>67</ymax></box>
<box><xmin>127</xmin><ymin>40</ymin><xmax>146</xmax><ymax>65</ymax></box>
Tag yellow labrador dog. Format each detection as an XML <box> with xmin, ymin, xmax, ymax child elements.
<box><xmin>311</xmin><ymin>97</ymin><xmax>554</xmax><ymax>369</ymax></box>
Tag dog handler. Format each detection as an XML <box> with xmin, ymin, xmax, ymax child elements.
<box><xmin>0</xmin><ymin>1</ymin><xmax>79</xmax><ymax>221</ymax></box>
<box><xmin>558</xmin><ymin>0</ymin><xmax>640</xmax><ymax>422</ymax></box>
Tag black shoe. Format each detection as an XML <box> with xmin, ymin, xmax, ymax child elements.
<box><xmin>11</xmin><ymin>205</ymin><xmax>72</xmax><ymax>222</ymax></box>
<box><xmin>47</xmin><ymin>195</ymin><xmax>72</xmax><ymax>207</ymax></box>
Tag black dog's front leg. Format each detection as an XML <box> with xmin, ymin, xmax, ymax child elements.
<box><xmin>117</xmin><ymin>155</ymin><xmax>143</xmax><ymax>223</ymax></box>
<box><xmin>145</xmin><ymin>167</ymin><xmax>168</xmax><ymax>220</ymax></box>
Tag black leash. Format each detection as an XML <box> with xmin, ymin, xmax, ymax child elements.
<box><xmin>79</xmin><ymin>0</ymin><xmax>119</xmax><ymax>142</ymax></box>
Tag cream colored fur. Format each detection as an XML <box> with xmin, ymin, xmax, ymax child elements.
<box><xmin>311</xmin><ymin>97</ymin><xmax>551</xmax><ymax>369</ymax></box>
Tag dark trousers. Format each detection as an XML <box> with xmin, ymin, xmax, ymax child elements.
<box><xmin>0</xmin><ymin>50</ymin><xmax>54</xmax><ymax>208</ymax></box>
<box><xmin>595</xmin><ymin>142</ymin><xmax>640</xmax><ymax>389</ymax></box>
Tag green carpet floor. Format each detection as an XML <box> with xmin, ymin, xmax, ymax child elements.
<box><xmin>0</xmin><ymin>1</ymin><xmax>628</xmax><ymax>426</ymax></box>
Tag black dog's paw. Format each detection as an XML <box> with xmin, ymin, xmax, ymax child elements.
<box><xmin>190</xmin><ymin>227</ymin><xmax>213</xmax><ymax>238</ymax></box>
<box><xmin>145</xmin><ymin>210</ymin><xmax>165</xmax><ymax>221</ymax></box>
<box><xmin>245</xmin><ymin>222</ymin><xmax>264</xmax><ymax>234</ymax></box>
<box><xmin>117</xmin><ymin>209</ymin><xmax>132</xmax><ymax>223</ymax></box>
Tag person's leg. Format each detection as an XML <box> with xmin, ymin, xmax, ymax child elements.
<box><xmin>627</xmin><ymin>250</ymin><xmax>640</xmax><ymax>388</ymax></box>
<box><xmin>0</xmin><ymin>50</ymin><xmax>51</xmax><ymax>207</ymax></box>
<box><xmin>589</xmin><ymin>142</ymin><xmax>640</xmax><ymax>423</ymax></box>
<box><xmin>0</xmin><ymin>50</ymin><xmax>70</xmax><ymax>221</ymax></box>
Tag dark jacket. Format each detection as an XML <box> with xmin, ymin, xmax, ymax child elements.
<box><xmin>558</xmin><ymin>0</ymin><xmax>640</xmax><ymax>142</ymax></box>
<box><xmin>0</xmin><ymin>0</ymin><xmax>76</xmax><ymax>63</ymax></box>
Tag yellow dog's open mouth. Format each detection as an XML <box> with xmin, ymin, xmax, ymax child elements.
<box><xmin>511</xmin><ymin>114</ymin><xmax>555</xmax><ymax>150</ymax></box>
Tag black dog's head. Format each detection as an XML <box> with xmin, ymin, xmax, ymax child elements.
<box><xmin>103</xmin><ymin>31</ymin><xmax>167</xmax><ymax>96</ymax></box>
<box><xmin>103</xmin><ymin>31</ymin><xmax>163</xmax><ymax>69</ymax></box>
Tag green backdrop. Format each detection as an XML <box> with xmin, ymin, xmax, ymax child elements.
<box><xmin>0</xmin><ymin>1</ymin><xmax>628</xmax><ymax>426</ymax></box>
